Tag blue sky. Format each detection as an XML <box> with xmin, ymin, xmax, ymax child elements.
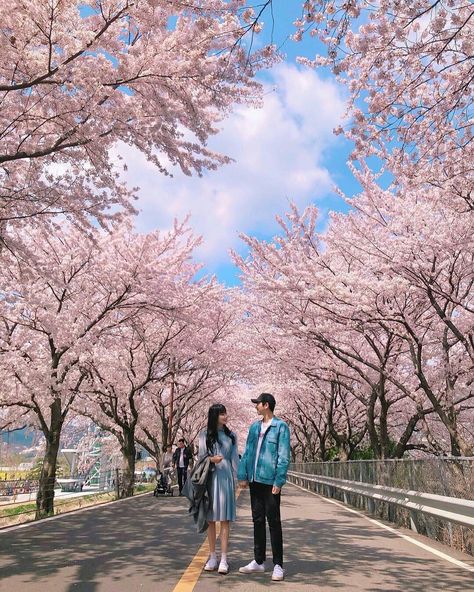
<box><xmin>120</xmin><ymin>2</ymin><xmax>360</xmax><ymax>286</ymax></box>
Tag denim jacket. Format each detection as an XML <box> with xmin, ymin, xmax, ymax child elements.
<box><xmin>237</xmin><ymin>417</ymin><xmax>291</xmax><ymax>488</ymax></box>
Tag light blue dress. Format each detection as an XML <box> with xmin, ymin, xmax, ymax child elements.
<box><xmin>198</xmin><ymin>428</ymin><xmax>239</xmax><ymax>522</ymax></box>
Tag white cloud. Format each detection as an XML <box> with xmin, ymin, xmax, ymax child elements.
<box><xmin>115</xmin><ymin>63</ymin><xmax>346</xmax><ymax>270</ymax></box>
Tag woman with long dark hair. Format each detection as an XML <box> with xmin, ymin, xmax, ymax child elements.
<box><xmin>199</xmin><ymin>403</ymin><xmax>239</xmax><ymax>575</ymax></box>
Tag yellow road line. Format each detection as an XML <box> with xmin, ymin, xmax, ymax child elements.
<box><xmin>173</xmin><ymin>488</ymin><xmax>243</xmax><ymax>592</ymax></box>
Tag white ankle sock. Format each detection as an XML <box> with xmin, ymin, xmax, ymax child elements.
<box><xmin>210</xmin><ymin>552</ymin><xmax>217</xmax><ymax>561</ymax></box>
<box><xmin>221</xmin><ymin>553</ymin><xmax>227</xmax><ymax>562</ymax></box>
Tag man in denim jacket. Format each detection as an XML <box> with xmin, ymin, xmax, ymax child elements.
<box><xmin>237</xmin><ymin>393</ymin><xmax>291</xmax><ymax>582</ymax></box>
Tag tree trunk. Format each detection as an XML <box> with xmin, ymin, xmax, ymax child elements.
<box><xmin>319</xmin><ymin>440</ymin><xmax>331</xmax><ymax>461</ymax></box>
<box><xmin>367</xmin><ymin>388</ymin><xmax>381</xmax><ymax>458</ymax></box>
<box><xmin>156</xmin><ymin>442</ymin><xmax>162</xmax><ymax>467</ymax></box>
<box><xmin>120</xmin><ymin>427</ymin><xmax>136</xmax><ymax>498</ymax></box>
<box><xmin>379</xmin><ymin>379</ymin><xmax>391</xmax><ymax>459</ymax></box>
<box><xmin>338</xmin><ymin>444</ymin><xmax>350</xmax><ymax>462</ymax></box>
<box><xmin>410</xmin><ymin>339</ymin><xmax>472</xmax><ymax>457</ymax></box>
<box><xmin>151</xmin><ymin>442</ymin><xmax>161</xmax><ymax>474</ymax></box>
<box><xmin>36</xmin><ymin>400</ymin><xmax>63</xmax><ymax>519</ymax></box>
<box><xmin>162</xmin><ymin>415</ymin><xmax>170</xmax><ymax>449</ymax></box>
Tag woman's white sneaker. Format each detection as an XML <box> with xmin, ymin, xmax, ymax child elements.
<box><xmin>239</xmin><ymin>559</ymin><xmax>265</xmax><ymax>573</ymax></box>
<box><xmin>272</xmin><ymin>564</ymin><xmax>285</xmax><ymax>581</ymax></box>
<box><xmin>204</xmin><ymin>556</ymin><xmax>218</xmax><ymax>571</ymax></box>
<box><xmin>218</xmin><ymin>560</ymin><xmax>229</xmax><ymax>574</ymax></box>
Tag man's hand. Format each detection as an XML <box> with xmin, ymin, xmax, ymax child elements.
<box><xmin>210</xmin><ymin>454</ymin><xmax>223</xmax><ymax>464</ymax></box>
<box><xmin>238</xmin><ymin>480</ymin><xmax>249</xmax><ymax>489</ymax></box>
<box><xmin>272</xmin><ymin>485</ymin><xmax>281</xmax><ymax>495</ymax></box>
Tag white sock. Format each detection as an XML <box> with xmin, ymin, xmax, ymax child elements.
<box><xmin>210</xmin><ymin>552</ymin><xmax>217</xmax><ymax>561</ymax></box>
<box><xmin>221</xmin><ymin>553</ymin><xmax>227</xmax><ymax>562</ymax></box>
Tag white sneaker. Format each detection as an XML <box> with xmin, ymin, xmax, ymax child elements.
<box><xmin>239</xmin><ymin>559</ymin><xmax>265</xmax><ymax>573</ymax></box>
<box><xmin>218</xmin><ymin>559</ymin><xmax>229</xmax><ymax>574</ymax></box>
<box><xmin>204</xmin><ymin>556</ymin><xmax>218</xmax><ymax>571</ymax></box>
<box><xmin>272</xmin><ymin>564</ymin><xmax>285</xmax><ymax>581</ymax></box>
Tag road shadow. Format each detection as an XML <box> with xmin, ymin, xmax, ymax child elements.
<box><xmin>195</xmin><ymin>486</ymin><xmax>474</xmax><ymax>592</ymax></box>
<box><xmin>0</xmin><ymin>493</ymin><xmax>204</xmax><ymax>592</ymax></box>
<box><xmin>1</xmin><ymin>486</ymin><xmax>473</xmax><ymax>592</ymax></box>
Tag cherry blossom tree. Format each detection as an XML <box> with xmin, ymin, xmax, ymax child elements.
<box><xmin>234</xmin><ymin>211</ymin><xmax>410</xmax><ymax>459</ymax></box>
<box><xmin>72</xmin><ymin>276</ymin><xmax>243</xmax><ymax>495</ymax></box>
<box><xmin>135</xmin><ymin>361</ymin><xmax>225</xmax><ymax>467</ymax></box>
<box><xmin>0</xmin><ymin>0</ymin><xmax>275</xmax><ymax>237</ymax></box>
<box><xmin>76</xmin><ymin>316</ymin><xmax>187</xmax><ymax>497</ymax></box>
<box><xmin>294</xmin><ymin>0</ymin><xmax>474</xmax><ymax>201</ymax></box>
<box><xmin>134</xmin><ymin>287</ymin><xmax>245</xmax><ymax>471</ymax></box>
<box><xmin>223</xmin><ymin>0</ymin><xmax>474</xmax><ymax>459</ymax></box>
<box><xmin>234</xmin><ymin>200</ymin><xmax>473</xmax><ymax>459</ymax></box>
<box><xmin>0</xmin><ymin>217</ymin><xmax>201</xmax><ymax>515</ymax></box>
<box><xmin>327</xmin><ymin>179</ymin><xmax>474</xmax><ymax>455</ymax></box>
<box><xmin>287</xmin><ymin>373</ymin><xmax>368</xmax><ymax>462</ymax></box>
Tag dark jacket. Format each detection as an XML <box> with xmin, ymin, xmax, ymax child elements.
<box><xmin>182</xmin><ymin>454</ymin><xmax>213</xmax><ymax>533</ymax></box>
<box><xmin>173</xmin><ymin>446</ymin><xmax>191</xmax><ymax>469</ymax></box>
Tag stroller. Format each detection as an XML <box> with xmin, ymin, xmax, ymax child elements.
<box><xmin>153</xmin><ymin>466</ymin><xmax>174</xmax><ymax>497</ymax></box>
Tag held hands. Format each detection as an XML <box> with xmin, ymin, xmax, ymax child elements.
<box><xmin>237</xmin><ymin>481</ymin><xmax>280</xmax><ymax>493</ymax></box>
<box><xmin>210</xmin><ymin>454</ymin><xmax>223</xmax><ymax>464</ymax></box>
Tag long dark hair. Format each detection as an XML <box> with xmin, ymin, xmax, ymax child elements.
<box><xmin>206</xmin><ymin>403</ymin><xmax>235</xmax><ymax>453</ymax></box>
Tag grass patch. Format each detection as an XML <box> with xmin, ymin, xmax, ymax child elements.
<box><xmin>0</xmin><ymin>483</ymin><xmax>154</xmax><ymax>529</ymax></box>
<box><xmin>1</xmin><ymin>503</ymin><xmax>36</xmax><ymax>518</ymax></box>
<box><xmin>134</xmin><ymin>483</ymin><xmax>155</xmax><ymax>493</ymax></box>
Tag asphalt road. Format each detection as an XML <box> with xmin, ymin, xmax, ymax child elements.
<box><xmin>0</xmin><ymin>485</ymin><xmax>473</xmax><ymax>592</ymax></box>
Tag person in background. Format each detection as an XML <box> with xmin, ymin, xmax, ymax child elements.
<box><xmin>173</xmin><ymin>438</ymin><xmax>191</xmax><ymax>495</ymax></box>
<box><xmin>162</xmin><ymin>445</ymin><xmax>173</xmax><ymax>470</ymax></box>
<box><xmin>185</xmin><ymin>441</ymin><xmax>195</xmax><ymax>469</ymax></box>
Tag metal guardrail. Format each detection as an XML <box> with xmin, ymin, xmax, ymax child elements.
<box><xmin>0</xmin><ymin>469</ymin><xmax>128</xmax><ymax>527</ymax></box>
<box><xmin>288</xmin><ymin>458</ymin><xmax>474</xmax><ymax>556</ymax></box>
<box><xmin>290</xmin><ymin>458</ymin><xmax>474</xmax><ymax>500</ymax></box>
<box><xmin>0</xmin><ymin>479</ymin><xmax>39</xmax><ymax>499</ymax></box>
<box><xmin>288</xmin><ymin>470</ymin><xmax>474</xmax><ymax>528</ymax></box>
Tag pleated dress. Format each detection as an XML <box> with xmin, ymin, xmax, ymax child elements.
<box><xmin>198</xmin><ymin>428</ymin><xmax>239</xmax><ymax>522</ymax></box>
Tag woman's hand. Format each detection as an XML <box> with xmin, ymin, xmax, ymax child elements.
<box><xmin>210</xmin><ymin>455</ymin><xmax>223</xmax><ymax>464</ymax></box>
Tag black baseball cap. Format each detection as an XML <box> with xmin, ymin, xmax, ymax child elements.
<box><xmin>251</xmin><ymin>393</ymin><xmax>276</xmax><ymax>407</ymax></box>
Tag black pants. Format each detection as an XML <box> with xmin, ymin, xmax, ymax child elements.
<box><xmin>249</xmin><ymin>481</ymin><xmax>283</xmax><ymax>567</ymax></box>
<box><xmin>177</xmin><ymin>467</ymin><xmax>187</xmax><ymax>493</ymax></box>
